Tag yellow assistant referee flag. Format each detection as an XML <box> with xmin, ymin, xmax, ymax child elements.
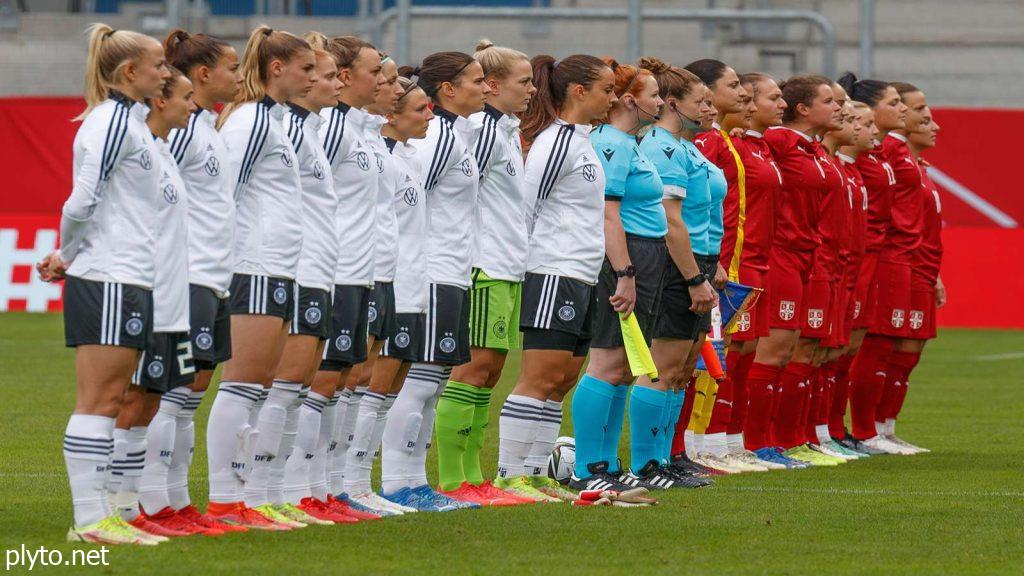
<box><xmin>619</xmin><ymin>312</ymin><xmax>658</xmax><ymax>381</ymax></box>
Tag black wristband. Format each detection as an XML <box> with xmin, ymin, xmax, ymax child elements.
<box><xmin>615</xmin><ymin>265</ymin><xmax>636</xmax><ymax>278</ymax></box>
<box><xmin>684</xmin><ymin>273</ymin><xmax>706</xmax><ymax>287</ymax></box>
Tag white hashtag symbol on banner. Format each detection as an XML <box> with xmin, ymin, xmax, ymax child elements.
<box><xmin>0</xmin><ymin>228</ymin><xmax>63</xmax><ymax>312</ymax></box>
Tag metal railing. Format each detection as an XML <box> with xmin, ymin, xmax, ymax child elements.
<box><xmin>377</xmin><ymin>1</ymin><xmax>837</xmax><ymax>77</ymax></box>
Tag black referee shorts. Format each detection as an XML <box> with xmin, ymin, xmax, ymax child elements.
<box><xmin>655</xmin><ymin>253</ymin><xmax>720</xmax><ymax>341</ymax></box>
<box><xmin>591</xmin><ymin>234</ymin><xmax>667</xmax><ymax>349</ymax></box>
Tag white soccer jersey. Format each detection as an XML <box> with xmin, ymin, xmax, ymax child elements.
<box><xmin>387</xmin><ymin>138</ymin><xmax>429</xmax><ymax>314</ymax></box>
<box><xmin>151</xmin><ymin>139</ymin><xmax>191</xmax><ymax>332</ymax></box>
<box><xmin>470</xmin><ymin>105</ymin><xmax>528</xmax><ymax>282</ymax></box>
<box><xmin>220</xmin><ymin>96</ymin><xmax>304</xmax><ymax>280</ymax></box>
<box><xmin>59</xmin><ymin>94</ymin><xmax>163</xmax><ymax>289</ymax></box>
<box><xmin>524</xmin><ymin>120</ymin><xmax>606</xmax><ymax>284</ymax></box>
<box><xmin>168</xmin><ymin>108</ymin><xmax>234</xmax><ymax>295</ymax></box>
<box><xmin>285</xmin><ymin>104</ymin><xmax>338</xmax><ymax>291</ymax></box>
<box><xmin>365</xmin><ymin>115</ymin><xmax>398</xmax><ymax>283</ymax></box>
<box><xmin>319</xmin><ymin>103</ymin><xmax>377</xmax><ymax>287</ymax></box>
<box><xmin>409</xmin><ymin>107</ymin><xmax>482</xmax><ymax>288</ymax></box>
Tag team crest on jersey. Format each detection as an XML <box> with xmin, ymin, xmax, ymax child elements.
<box><xmin>662</xmin><ymin>147</ymin><xmax>675</xmax><ymax>160</ymax></box>
<box><xmin>162</xmin><ymin>183</ymin><xmax>179</xmax><ymax>204</ymax></box>
<box><xmin>356</xmin><ymin>152</ymin><xmax>370</xmax><ymax>171</ymax></box>
<box><xmin>853</xmin><ymin>301</ymin><xmax>862</xmax><ymax>319</ymax></box>
<box><xmin>305</xmin><ymin>306</ymin><xmax>322</xmax><ymax>325</ymax></box>
<box><xmin>280</xmin><ymin>151</ymin><xmax>293</xmax><ymax>167</ymax></box>
<box><xmin>140</xmin><ymin>149</ymin><xmax>153</xmax><ymax>170</ymax></box>
<box><xmin>375</xmin><ymin>153</ymin><xmax>385</xmax><ymax>173</ymax></box>
<box><xmin>493</xmin><ymin>319</ymin><xmax>507</xmax><ymax>339</ymax></box>
<box><xmin>891</xmin><ymin>309</ymin><xmax>906</xmax><ymax>329</ymax></box>
<box><xmin>807</xmin><ymin>308</ymin><xmax>824</xmax><ymax>329</ymax></box>
<box><xmin>779</xmin><ymin>300</ymin><xmax>796</xmax><ymax>321</ymax></box>
<box><xmin>439</xmin><ymin>337</ymin><xmax>457</xmax><ymax>354</ymax></box>
<box><xmin>558</xmin><ymin>305</ymin><xmax>576</xmax><ymax>322</ymax></box>
<box><xmin>394</xmin><ymin>331</ymin><xmax>411</xmax><ymax>349</ymax></box>
<box><xmin>459</xmin><ymin>159</ymin><xmax>474</xmax><ymax>177</ymax></box>
<box><xmin>313</xmin><ymin>160</ymin><xmax>326</xmax><ymax>180</ymax></box>
<box><xmin>125</xmin><ymin>317</ymin><xmax>144</xmax><ymax>336</ymax></box>
<box><xmin>909</xmin><ymin>310</ymin><xmax>924</xmax><ymax>330</ymax></box>
<box><xmin>736</xmin><ymin>312</ymin><xmax>751</xmax><ymax>332</ymax></box>
<box><xmin>204</xmin><ymin>155</ymin><xmax>220</xmax><ymax>177</ymax></box>
<box><xmin>367</xmin><ymin>306</ymin><xmax>378</xmax><ymax>323</ymax></box>
<box><xmin>602</xmin><ymin>148</ymin><xmax>615</xmax><ymax>161</ymax></box>
<box><xmin>273</xmin><ymin>286</ymin><xmax>288</xmax><ymax>305</ymax></box>
<box><xmin>195</xmin><ymin>332</ymin><xmax>214</xmax><ymax>351</ymax></box>
<box><xmin>582</xmin><ymin>164</ymin><xmax>597</xmax><ymax>182</ymax></box>
<box><xmin>147</xmin><ymin>361</ymin><xmax>165</xmax><ymax>379</ymax></box>
<box><xmin>336</xmin><ymin>334</ymin><xmax>353</xmax><ymax>351</ymax></box>
<box><xmin>402</xmin><ymin>187</ymin><xmax>418</xmax><ymax>206</ymax></box>
<box><xmin>506</xmin><ymin>161</ymin><xmax>516</xmax><ymax>176</ymax></box>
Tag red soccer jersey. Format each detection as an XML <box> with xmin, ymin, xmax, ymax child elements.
<box><xmin>854</xmin><ymin>145</ymin><xmax>896</xmax><ymax>253</ymax></box>
<box><xmin>696</xmin><ymin>127</ymin><xmax>741</xmax><ymax>268</ymax></box>
<box><xmin>880</xmin><ymin>133</ymin><xmax>925</xmax><ymax>264</ymax></box>
<box><xmin>838</xmin><ymin>154</ymin><xmax>868</xmax><ymax>270</ymax></box>
<box><xmin>729</xmin><ymin>130</ymin><xmax>782</xmax><ymax>271</ymax></box>
<box><xmin>813</xmin><ymin>150</ymin><xmax>850</xmax><ymax>279</ymax></box>
<box><xmin>915</xmin><ymin>159</ymin><xmax>943</xmax><ymax>284</ymax></box>
<box><xmin>764</xmin><ymin>126</ymin><xmax>826</xmax><ymax>252</ymax></box>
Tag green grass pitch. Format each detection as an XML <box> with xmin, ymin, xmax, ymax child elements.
<box><xmin>1</xmin><ymin>313</ymin><xmax>1023</xmax><ymax>574</ymax></box>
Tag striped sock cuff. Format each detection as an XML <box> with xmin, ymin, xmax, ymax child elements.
<box><xmin>500</xmin><ymin>395</ymin><xmax>545</xmax><ymax>421</ymax></box>
<box><xmin>271</xmin><ymin>379</ymin><xmax>304</xmax><ymax>394</ymax></box>
<box><xmin>327</xmin><ymin>391</ymin><xmax>342</xmax><ymax>406</ymax></box>
<box><xmin>302</xmin><ymin>394</ymin><xmax>329</xmax><ymax>414</ymax></box>
<box><xmin>540</xmin><ymin>400</ymin><xmax>563</xmax><ymax>424</ymax></box>
<box><xmin>183</xmin><ymin>389</ymin><xmax>206</xmax><ymax>412</ymax></box>
<box><xmin>162</xmin><ymin>388</ymin><xmax>190</xmax><ymax>408</ymax></box>
<box><xmin>474</xmin><ymin>385</ymin><xmax>494</xmax><ymax>407</ymax></box>
<box><xmin>217</xmin><ymin>382</ymin><xmax>263</xmax><ymax>404</ymax></box>
<box><xmin>439</xmin><ymin>381</ymin><xmax>479</xmax><ymax>405</ymax></box>
<box><xmin>363</xmin><ymin>391</ymin><xmax>386</xmax><ymax>404</ymax></box>
<box><xmin>62</xmin><ymin>434</ymin><xmax>113</xmax><ymax>459</ymax></box>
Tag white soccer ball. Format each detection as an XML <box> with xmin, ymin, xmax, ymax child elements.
<box><xmin>547</xmin><ymin>436</ymin><xmax>576</xmax><ymax>485</ymax></box>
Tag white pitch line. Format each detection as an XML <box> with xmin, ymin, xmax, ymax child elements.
<box><xmin>716</xmin><ymin>485</ymin><xmax>1024</xmax><ymax>498</ymax></box>
<box><xmin>975</xmin><ymin>351</ymin><xmax>1024</xmax><ymax>361</ymax></box>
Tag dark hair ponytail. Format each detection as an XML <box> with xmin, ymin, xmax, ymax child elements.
<box><xmin>836</xmin><ymin>71</ymin><xmax>890</xmax><ymax>108</ymax></box>
<box><xmin>519</xmin><ymin>54</ymin><xmax>608</xmax><ymax>145</ymax></box>
<box><xmin>416</xmin><ymin>51</ymin><xmax>476</xmax><ymax>102</ymax></box>
<box><xmin>684</xmin><ymin>58</ymin><xmax>729</xmax><ymax>88</ymax></box>
<box><xmin>163</xmin><ymin>28</ymin><xmax>231</xmax><ymax>77</ymax></box>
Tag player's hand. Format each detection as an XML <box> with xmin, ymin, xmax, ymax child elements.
<box><xmin>688</xmin><ymin>280</ymin><xmax>718</xmax><ymax>315</ymax></box>
<box><xmin>610</xmin><ymin>276</ymin><xmax>636</xmax><ymax>318</ymax></box>
<box><xmin>713</xmin><ymin>263</ymin><xmax>728</xmax><ymax>290</ymax></box>
<box><xmin>728</xmin><ymin>127</ymin><xmax>745</xmax><ymax>139</ymax></box>
<box><xmin>37</xmin><ymin>251</ymin><xmax>68</xmax><ymax>283</ymax></box>
<box><xmin>934</xmin><ymin>277</ymin><xmax>946</xmax><ymax>308</ymax></box>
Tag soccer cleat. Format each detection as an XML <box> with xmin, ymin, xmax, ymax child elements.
<box><xmin>808</xmin><ymin>443</ymin><xmax>854</xmax><ymax>462</ymax></box>
<box><xmin>861</xmin><ymin>435</ymin><xmax>914</xmax><ymax>455</ymax></box>
<box><xmin>440</xmin><ymin>482</ymin><xmax>519</xmax><ymax>506</ymax></box>
<box><xmin>177</xmin><ymin>504</ymin><xmax>247</xmax><ymax>533</ymax></box>
<box><xmin>660</xmin><ymin>463</ymin><xmax>713</xmax><ymax>488</ymax></box>
<box><xmin>693</xmin><ymin>452</ymin><xmax>745</xmax><ymax>474</ymax></box>
<box><xmin>330</xmin><ymin>495</ymin><xmax>382</xmax><ymax>520</ymax></box>
<box><xmin>414</xmin><ymin>485</ymin><xmax>481</xmax><ymax>510</ymax></box>
<box><xmin>836</xmin><ymin>434</ymin><xmax>884</xmax><ymax>456</ymax></box>
<box><xmin>721</xmin><ymin>452</ymin><xmax>771</xmax><ymax>472</ymax></box>
<box><xmin>381</xmin><ymin>486</ymin><xmax>458</xmax><ymax>512</ymax></box>
<box><xmin>783</xmin><ymin>445</ymin><xmax>839</xmax><ymax>466</ymax></box>
<box><xmin>253</xmin><ymin>504</ymin><xmax>306</xmax><ymax>528</ymax></box>
<box><xmin>823</xmin><ymin>440</ymin><xmax>865</xmax><ymax>459</ymax></box>
<box><xmin>299</xmin><ymin>497</ymin><xmax>357</xmax><ymax>523</ymax></box>
<box><xmin>628</xmin><ymin>461</ymin><xmax>685</xmax><ymax>489</ymax></box>
<box><xmin>210</xmin><ymin>503</ymin><xmax>292</xmax><ymax>531</ymax></box>
<box><xmin>885</xmin><ymin>435</ymin><xmax>929</xmax><ymax>454</ymax></box>
<box><xmin>494</xmin><ymin>476</ymin><xmax>559</xmax><ymax>503</ymax></box>
<box><xmin>528</xmin><ymin>476</ymin><xmax>579</xmax><ymax>501</ymax></box>
<box><xmin>67</xmin><ymin>515</ymin><xmax>160</xmax><ymax>546</ymax></box>
<box><xmin>668</xmin><ymin>456</ymin><xmax>716</xmax><ymax>478</ymax></box>
<box><xmin>348</xmin><ymin>492</ymin><xmax>415</xmax><ymax>515</ymax></box>
<box><xmin>732</xmin><ymin>448</ymin><xmax>785</xmax><ymax>470</ymax></box>
<box><xmin>145</xmin><ymin>506</ymin><xmax>223</xmax><ymax>536</ymax></box>
<box><xmin>754</xmin><ymin>447</ymin><xmax>807</xmax><ymax>469</ymax></box>
<box><xmin>568</xmin><ymin>461</ymin><xmax>635</xmax><ymax>492</ymax></box>
<box><xmin>129</xmin><ymin>512</ymin><xmax>191</xmax><ymax>538</ymax></box>
<box><xmin>475</xmin><ymin>480</ymin><xmax>539</xmax><ymax>505</ymax></box>
<box><xmin>276</xmin><ymin>502</ymin><xmax>333</xmax><ymax>526</ymax></box>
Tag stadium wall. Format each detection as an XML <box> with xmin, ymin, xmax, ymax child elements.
<box><xmin>0</xmin><ymin>99</ymin><xmax>1020</xmax><ymax>328</ymax></box>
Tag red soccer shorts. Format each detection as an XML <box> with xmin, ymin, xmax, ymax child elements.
<box><xmin>801</xmin><ymin>276</ymin><xmax>834</xmax><ymax>341</ymax></box>
<box><xmin>732</xmin><ymin>266</ymin><xmax>769</xmax><ymax>342</ymax></box>
<box><xmin>867</xmin><ymin>260</ymin><xmax>913</xmax><ymax>338</ymax></box>
<box><xmin>907</xmin><ymin>288</ymin><xmax>936</xmax><ymax>340</ymax></box>
<box><xmin>823</xmin><ymin>283</ymin><xmax>851</xmax><ymax>348</ymax></box>
<box><xmin>852</xmin><ymin>250</ymin><xmax>879</xmax><ymax>330</ymax></box>
<box><xmin>767</xmin><ymin>247</ymin><xmax>814</xmax><ymax>331</ymax></box>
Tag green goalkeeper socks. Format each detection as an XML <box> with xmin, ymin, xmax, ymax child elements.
<box><xmin>435</xmin><ymin>381</ymin><xmax>478</xmax><ymax>491</ymax></box>
<box><xmin>463</xmin><ymin>386</ymin><xmax>493</xmax><ymax>486</ymax></box>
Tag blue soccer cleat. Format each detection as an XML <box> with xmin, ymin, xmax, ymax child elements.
<box><xmin>411</xmin><ymin>485</ymin><xmax>480</xmax><ymax>510</ymax></box>
<box><xmin>755</xmin><ymin>447</ymin><xmax>808</xmax><ymax>469</ymax></box>
<box><xmin>380</xmin><ymin>486</ymin><xmax>457</xmax><ymax>512</ymax></box>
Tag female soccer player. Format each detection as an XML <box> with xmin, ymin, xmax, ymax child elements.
<box><xmin>204</xmin><ymin>26</ymin><xmax>314</xmax><ymax>529</ymax></box>
<box><xmin>432</xmin><ymin>41</ymin><xmax>546</xmax><ymax>505</ymax></box>
<box><xmin>40</xmin><ymin>23</ymin><xmax>170</xmax><ymax>545</ymax></box>
<box><xmin>569</xmin><ymin>57</ymin><xmax>675</xmax><ymax>490</ymax></box>
<box><xmin>272</xmin><ymin>38</ymin><xmax>359</xmax><ymax>526</ymax></box>
<box><xmin>379</xmin><ymin>51</ymin><xmax>490</xmax><ymax>511</ymax></box>
<box><xmin>498</xmin><ymin>54</ymin><xmax>620</xmax><ymax>492</ymax></box>
<box><xmin>370</xmin><ymin>73</ymin><xmax>435</xmax><ymax>513</ymax></box>
<box><xmin>310</xmin><ymin>36</ymin><xmax>383</xmax><ymax>512</ymax></box>
<box><xmin>157</xmin><ymin>29</ymin><xmax>245</xmax><ymax>534</ymax></box>
<box><xmin>741</xmin><ymin>75</ymin><xmax>840</xmax><ymax>467</ymax></box>
<box><xmin>871</xmin><ymin>83</ymin><xmax>937</xmax><ymax>454</ymax></box>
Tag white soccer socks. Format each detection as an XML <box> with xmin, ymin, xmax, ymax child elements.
<box><xmin>64</xmin><ymin>414</ymin><xmax>115</xmax><ymax>527</ymax></box>
<box><xmin>523</xmin><ymin>400</ymin><xmax>562</xmax><ymax>476</ymax></box>
<box><xmin>138</xmin><ymin>388</ymin><xmax>188</xmax><ymax>514</ymax></box>
<box><xmin>497</xmin><ymin>394</ymin><xmax>545</xmax><ymax>479</ymax></box>
<box><xmin>206</xmin><ymin>382</ymin><xmax>261</xmax><ymax>505</ymax></box>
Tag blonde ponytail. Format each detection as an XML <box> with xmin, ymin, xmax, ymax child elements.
<box><xmin>473</xmin><ymin>38</ymin><xmax>528</xmax><ymax>80</ymax></box>
<box><xmin>219</xmin><ymin>25</ymin><xmax>311</xmax><ymax>127</ymax></box>
<box><xmin>78</xmin><ymin>23</ymin><xmax>150</xmax><ymax>121</ymax></box>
